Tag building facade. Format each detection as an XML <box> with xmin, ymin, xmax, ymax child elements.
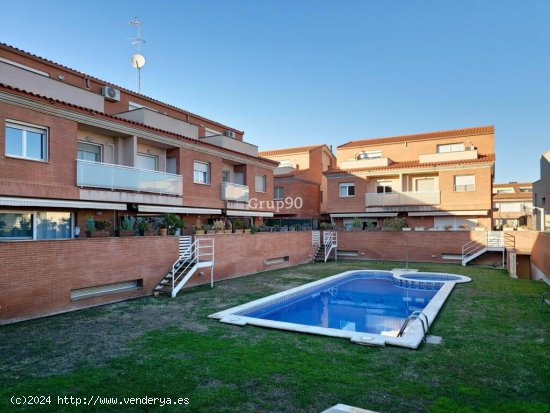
<box><xmin>258</xmin><ymin>144</ymin><xmax>336</xmax><ymax>224</ymax></box>
<box><xmin>0</xmin><ymin>43</ymin><xmax>277</xmax><ymax>241</ymax></box>
<box><xmin>324</xmin><ymin>126</ymin><xmax>496</xmax><ymax>230</ymax></box>
<box><xmin>533</xmin><ymin>149</ymin><xmax>550</xmax><ymax>230</ymax></box>
<box><xmin>492</xmin><ymin>182</ymin><xmax>533</xmax><ymax>230</ymax></box>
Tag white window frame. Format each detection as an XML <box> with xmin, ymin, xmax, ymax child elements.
<box><xmin>339</xmin><ymin>182</ymin><xmax>355</xmax><ymax>197</ymax></box>
<box><xmin>222</xmin><ymin>169</ymin><xmax>231</xmax><ymax>183</ymax></box>
<box><xmin>437</xmin><ymin>143</ymin><xmax>465</xmax><ymax>153</ymax></box>
<box><xmin>5</xmin><ymin>120</ymin><xmax>49</xmax><ymax>162</ymax></box>
<box><xmin>77</xmin><ymin>140</ymin><xmax>103</xmax><ymax>163</ymax></box>
<box><xmin>357</xmin><ymin>150</ymin><xmax>382</xmax><ymax>160</ymax></box>
<box><xmin>274</xmin><ymin>186</ymin><xmax>284</xmax><ymax>200</ymax></box>
<box><xmin>255</xmin><ymin>174</ymin><xmax>267</xmax><ymax>193</ymax></box>
<box><xmin>136</xmin><ymin>152</ymin><xmax>159</xmax><ymax>171</ymax></box>
<box><xmin>454</xmin><ymin>175</ymin><xmax>476</xmax><ymax>192</ymax></box>
<box><xmin>193</xmin><ymin>161</ymin><xmax>210</xmax><ymax>185</ymax></box>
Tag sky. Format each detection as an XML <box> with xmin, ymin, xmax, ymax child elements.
<box><xmin>1</xmin><ymin>0</ymin><xmax>549</xmax><ymax>183</ymax></box>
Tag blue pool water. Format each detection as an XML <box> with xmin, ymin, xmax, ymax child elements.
<box><xmin>238</xmin><ymin>272</ymin><xmax>442</xmax><ymax>336</ymax></box>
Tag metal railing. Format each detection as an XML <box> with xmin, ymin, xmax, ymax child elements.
<box><xmin>461</xmin><ymin>231</ymin><xmax>504</xmax><ymax>266</ymax></box>
<box><xmin>454</xmin><ymin>184</ymin><xmax>476</xmax><ymax>192</ymax></box>
<box><xmin>76</xmin><ymin>159</ymin><xmax>182</xmax><ymax>195</ymax></box>
<box><xmin>221</xmin><ymin>182</ymin><xmax>249</xmax><ymax>202</ymax></box>
<box><xmin>397</xmin><ymin>311</ymin><xmax>429</xmax><ymax>342</ymax></box>
<box><xmin>365</xmin><ymin>191</ymin><xmax>440</xmax><ymax>207</ymax></box>
<box><xmin>312</xmin><ymin>230</ymin><xmax>320</xmax><ymax>245</ymax></box>
<box><xmin>324</xmin><ymin>231</ymin><xmax>338</xmax><ymax>262</ymax></box>
<box><xmin>171</xmin><ymin>238</ymin><xmax>215</xmax><ymax>296</ymax></box>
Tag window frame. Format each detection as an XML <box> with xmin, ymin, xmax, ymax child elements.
<box><xmin>255</xmin><ymin>174</ymin><xmax>267</xmax><ymax>193</ymax></box>
<box><xmin>274</xmin><ymin>186</ymin><xmax>284</xmax><ymax>200</ymax></box>
<box><xmin>5</xmin><ymin>120</ymin><xmax>49</xmax><ymax>162</ymax></box>
<box><xmin>193</xmin><ymin>161</ymin><xmax>211</xmax><ymax>185</ymax></box>
<box><xmin>136</xmin><ymin>152</ymin><xmax>159</xmax><ymax>171</ymax></box>
<box><xmin>222</xmin><ymin>169</ymin><xmax>231</xmax><ymax>183</ymax></box>
<box><xmin>339</xmin><ymin>182</ymin><xmax>355</xmax><ymax>197</ymax></box>
<box><xmin>437</xmin><ymin>143</ymin><xmax>465</xmax><ymax>154</ymax></box>
<box><xmin>454</xmin><ymin>174</ymin><xmax>476</xmax><ymax>192</ymax></box>
<box><xmin>77</xmin><ymin>140</ymin><xmax>103</xmax><ymax>163</ymax></box>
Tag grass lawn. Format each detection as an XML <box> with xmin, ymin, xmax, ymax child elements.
<box><xmin>1</xmin><ymin>261</ymin><xmax>549</xmax><ymax>412</ymax></box>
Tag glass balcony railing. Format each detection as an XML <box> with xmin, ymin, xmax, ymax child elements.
<box><xmin>221</xmin><ymin>182</ymin><xmax>249</xmax><ymax>202</ymax></box>
<box><xmin>76</xmin><ymin>159</ymin><xmax>182</xmax><ymax>196</ymax></box>
<box><xmin>365</xmin><ymin>191</ymin><xmax>440</xmax><ymax>207</ymax></box>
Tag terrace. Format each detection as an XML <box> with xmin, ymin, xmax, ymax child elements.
<box><xmin>1</xmin><ymin>260</ymin><xmax>548</xmax><ymax>412</ymax></box>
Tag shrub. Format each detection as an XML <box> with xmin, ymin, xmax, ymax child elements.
<box><xmin>233</xmin><ymin>219</ymin><xmax>245</xmax><ymax>230</ymax></box>
<box><xmin>250</xmin><ymin>226</ymin><xmax>260</xmax><ymax>234</ymax></box>
<box><xmin>351</xmin><ymin>218</ymin><xmax>362</xmax><ymax>230</ymax></box>
<box><xmin>120</xmin><ymin>215</ymin><xmax>136</xmax><ymax>231</ymax></box>
<box><xmin>165</xmin><ymin>213</ymin><xmax>185</xmax><ymax>235</ymax></box>
<box><xmin>383</xmin><ymin>217</ymin><xmax>407</xmax><ymax>231</ymax></box>
<box><xmin>212</xmin><ymin>220</ymin><xmax>225</xmax><ymax>233</ymax></box>
<box><xmin>85</xmin><ymin>215</ymin><xmax>95</xmax><ymax>232</ymax></box>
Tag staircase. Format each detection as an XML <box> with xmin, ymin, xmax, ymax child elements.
<box><xmin>311</xmin><ymin>231</ymin><xmax>338</xmax><ymax>263</ymax></box>
<box><xmin>154</xmin><ymin>237</ymin><xmax>215</xmax><ymax>297</ymax></box>
<box><xmin>461</xmin><ymin>231</ymin><xmax>504</xmax><ymax>266</ymax></box>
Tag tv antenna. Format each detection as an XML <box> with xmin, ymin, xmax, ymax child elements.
<box><xmin>127</xmin><ymin>17</ymin><xmax>146</xmax><ymax>93</ymax></box>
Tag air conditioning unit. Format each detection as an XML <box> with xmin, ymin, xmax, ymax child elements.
<box><xmin>101</xmin><ymin>86</ymin><xmax>121</xmax><ymax>101</ymax></box>
<box><xmin>224</xmin><ymin>130</ymin><xmax>236</xmax><ymax>139</ymax></box>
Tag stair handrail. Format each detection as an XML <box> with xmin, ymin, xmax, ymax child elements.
<box><xmin>324</xmin><ymin>231</ymin><xmax>337</xmax><ymax>262</ymax></box>
<box><xmin>462</xmin><ymin>231</ymin><xmax>488</xmax><ymax>259</ymax></box>
<box><xmin>172</xmin><ymin>240</ymin><xmax>198</xmax><ymax>291</ymax></box>
<box><xmin>312</xmin><ymin>230</ymin><xmax>320</xmax><ymax>246</ymax></box>
<box><xmin>397</xmin><ymin>312</ymin><xmax>428</xmax><ymax>342</ymax></box>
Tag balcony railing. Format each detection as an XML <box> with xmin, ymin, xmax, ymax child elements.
<box><xmin>365</xmin><ymin>191</ymin><xmax>440</xmax><ymax>207</ymax></box>
<box><xmin>76</xmin><ymin>159</ymin><xmax>182</xmax><ymax>196</ymax></box>
<box><xmin>221</xmin><ymin>182</ymin><xmax>249</xmax><ymax>202</ymax></box>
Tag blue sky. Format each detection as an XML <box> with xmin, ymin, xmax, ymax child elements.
<box><xmin>1</xmin><ymin>0</ymin><xmax>549</xmax><ymax>182</ymax></box>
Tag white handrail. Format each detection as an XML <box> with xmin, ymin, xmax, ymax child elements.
<box><xmin>324</xmin><ymin>231</ymin><xmax>338</xmax><ymax>262</ymax></box>
<box><xmin>312</xmin><ymin>230</ymin><xmax>320</xmax><ymax>245</ymax></box>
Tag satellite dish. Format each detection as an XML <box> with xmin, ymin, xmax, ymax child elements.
<box><xmin>131</xmin><ymin>54</ymin><xmax>146</xmax><ymax>69</ymax></box>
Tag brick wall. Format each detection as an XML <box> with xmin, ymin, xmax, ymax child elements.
<box><xmin>337</xmin><ymin>230</ymin><xmax>475</xmax><ymax>262</ymax></box>
<box><xmin>192</xmin><ymin>232</ymin><xmax>315</xmax><ymax>286</ymax></box>
<box><xmin>531</xmin><ymin>233</ymin><xmax>550</xmax><ymax>280</ymax></box>
<box><xmin>0</xmin><ymin>237</ymin><xmax>179</xmax><ymax>324</ymax></box>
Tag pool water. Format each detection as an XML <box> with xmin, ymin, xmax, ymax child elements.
<box><xmin>239</xmin><ymin>272</ymin><xmax>440</xmax><ymax>336</ymax></box>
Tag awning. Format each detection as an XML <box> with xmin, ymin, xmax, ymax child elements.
<box><xmin>137</xmin><ymin>205</ymin><xmax>222</xmax><ymax>215</ymax></box>
<box><xmin>330</xmin><ymin>212</ymin><xmax>398</xmax><ymax>218</ymax></box>
<box><xmin>408</xmin><ymin>210</ymin><xmax>489</xmax><ymax>217</ymax></box>
<box><xmin>226</xmin><ymin>210</ymin><xmax>274</xmax><ymax>218</ymax></box>
<box><xmin>0</xmin><ymin>196</ymin><xmax>127</xmax><ymax>210</ymax></box>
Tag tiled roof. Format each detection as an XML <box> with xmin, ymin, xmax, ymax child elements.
<box><xmin>493</xmin><ymin>182</ymin><xmax>533</xmax><ymax>200</ymax></box>
<box><xmin>0</xmin><ymin>82</ymin><xmax>279</xmax><ymax>166</ymax></box>
<box><xmin>338</xmin><ymin>126</ymin><xmax>495</xmax><ymax>149</ymax></box>
<box><xmin>0</xmin><ymin>42</ymin><xmax>243</xmax><ymax>134</ymax></box>
<box><xmin>259</xmin><ymin>144</ymin><xmax>325</xmax><ymax>157</ymax></box>
<box><xmin>324</xmin><ymin>154</ymin><xmax>496</xmax><ymax>175</ymax></box>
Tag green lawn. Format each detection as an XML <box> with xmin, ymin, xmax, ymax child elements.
<box><xmin>1</xmin><ymin>261</ymin><xmax>549</xmax><ymax>412</ymax></box>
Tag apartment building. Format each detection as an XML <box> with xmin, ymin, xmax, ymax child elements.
<box><xmin>324</xmin><ymin>126</ymin><xmax>495</xmax><ymax>230</ymax></box>
<box><xmin>0</xmin><ymin>43</ymin><xmax>277</xmax><ymax>241</ymax></box>
<box><xmin>492</xmin><ymin>182</ymin><xmax>533</xmax><ymax>229</ymax></box>
<box><xmin>258</xmin><ymin>144</ymin><xmax>336</xmax><ymax>224</ymax></box>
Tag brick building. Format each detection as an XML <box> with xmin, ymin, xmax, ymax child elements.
<box><xmin>492</xmin><ymin>182</ymin><xmax>533</xmax><ymax>229</ymax></box>
<box><xmin>258</xmin><ymin>144</ymin><xmax>336</xmax><ymax>225</ymax></box>
<box><xmin>0</xmin><ymin>42</ymin><xmax>278</xmax><ymax>242</ymax></box>
<box><xmin>324</xmin><ymin>126</ymin><xmax>496</xmax><ymax>230</ymax></box>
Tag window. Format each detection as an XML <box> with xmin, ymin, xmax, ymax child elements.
<box><xmin>437</xmin><ymin>143</ymin><xmax>465</xmax><ymax>153</ymax></box>
<box><xmin>274</xmin><ymin>186</ymin><xmax>284</xmax><ymax>199</ymax></box>
<box><xmin>376</xmin><ymin>181</ymin><xmax>392</xmax><ymax>193</ymax></box>
<box><xmin>0</xmin><ymin>212</ymin><xmax>33</xmax><ymax>239</ymax></box>
<box><xmin>454</xmin><ymin>175</ymin><xmax>475</xmax><ymax>192</ymax></box>
<box><xmin>519</xmin><ymin>187</ymin><xmax>532</xmax><ymax>193</ymax></box>
<box><xmin>279</xmin><ymin>160</ymin><xmax>295</xmax><ymax>168</ymax></box>
<box><xmin>255</xmin><ymin>175</ymin><xmax>266</xmax><ymax>192</ymax></box>
<box><xmin>35</xmin><ymin>212</ymin><xmax>72</xmax><ymax>239</ymax></box>
<box><xmin>339</xmin><ymin>182</ymin><xmax>355</xmax><ymax>197</ymax></box>
<box><xmin>222</xmin><ymin>170</ymin><xmax>231</xmax><ymax>183</ymax></box>
<box><xmin>496</xmin><ymin>188</ymin><xmax>513</xmax><ymax>194</ymax></box>
<box><xmin>136</xmin><ymin>153</ymin><xmax>158</xmax><ymax>171</ymax></box>
<box><xmin>77</xmin><ymin>142</ymin><xmax>102</xmax><ymax>162</ymax></box>
<box><xmin>5</xmin><ymin>121</ymin><xmax>48</xmax><ymax>161</ymax></box>
<box><xmin>357</xmin><ymin>150</ymin><xmax>382</xmax><ymax>160</ymax></box>
<box><xmin>193</xmin><ymin>161</ymin><xmax>210</xmax><ymax>184</ymax></box>
<box><xmin>414</xmin><ymin>178</ymin><xmax>435</xmax><ymax>192</ymax></box>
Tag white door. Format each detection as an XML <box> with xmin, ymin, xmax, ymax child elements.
<box><xmin>234</xmin><ymin>172</ymin><xmax>244</xmax><ymax>185</ymax></box>
<box><xmin>136</xmin><ymin>153</ymin><xmax>158</xmax><ymax>171</ymax></box>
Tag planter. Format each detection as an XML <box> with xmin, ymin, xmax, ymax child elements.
<box><xmin>224</xmin><ymin>230</ymin><xmax>232</xmax><ymax>234</ymax></box>
<box><xmin>144</xmin><ymin>230</ymin><xmax>157</xmax><ymax>237</ymax></box>
<box><xmin>244</xmin><ymin>229</ymin><xmax>251</xmax><ymax>234</ymax></box>
<box><xmin>159</xmin><ymin>228</ymin><xmax>167</xmax><ymax>236</ymax></box>
<box><xmin>207</xmin><ymin>230</ymin><xmax>216</xmax><ymax>234</ymax></box>
<box><xmin>119</xmin><ymin>230</ymin><xmax>135</xmax><ymax>237</ymax></box>
<box><xmin>402</xmin><ymin>228</ymin><xmax>411</xmax><ymax>231</ymax></box>
<box><xmin>92</xmin><ymin>231</ymin><xmax>109</xmax><ymax>238</ymax></box>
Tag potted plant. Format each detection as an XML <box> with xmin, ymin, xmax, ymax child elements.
<box><xmin>250</xmin><ymin>226</ymin><xmax>260</xmax><ymax>234</ymax></box>
<box><xmin>192</xmin><ymin>217</ymin><xmax>204</xmax><ymax>235</ymax></box>
<box><xmin>85</xmin><ymin>215</ymin><xmax>95</xmax><ymax>238</ymax></box>
<box><xmin>383</xmin><ymin>217</ymin><xmax>407</xmax><ymax>231</ymax></box>
<box><xmin>233</xmin><ymin>219</ymin><xmax>244</xmax><ymax>234</ymax></box>
<box><xmin>206</xmin><ymin>224</ymin><xmax>215</xmax><ymax>235</ymax></box>
<box><xmin>119</xmin><ymin>215</ymin><xmax>136</xmax><ymax>237</ymax></box>
<box><xmin>137</xmin><ymin>218</ymin><xmax>149</xmax><ymax>236</ymax></box>
<box><xmin>444</xmin><ymin>224</ymin><xmax>453</xmax><ymax>231</ymax></box>
<box><xmin>145</xmin><ymin>221</ymin><xmax>158</xmax><ymax>236</ymax></box>
<box><xmin>212</xmin><ymin>220</ymin><xmax>225</xmax><ymax>234</ymax></box>
<box><xmin>224</xmin><ymin>221</ymin><xmax>233</xmax><ymax>234</ymax></box>
<box><xmin>351</xmin><ymin>218</ymin><xmax>362</xmax><ymax>231</ymax></box>
<box><xmin>165</xmin><ymin>213</ymin><xmax>186</xmax><ymax>236</ymax></box>
<box><xmin>159</xmin><ymin>220</ymin><xmax>167</xmax><ymax>236</ymax></box>
<box><xmin>94</xmin><ymin>219</ymin><xmax>111</xmax><ymax>238</ymax></box>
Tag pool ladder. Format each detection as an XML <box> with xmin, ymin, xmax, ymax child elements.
<box><xmin>397</xmin><ymin>311</ymin><xmax>430</xmax><ymax>342</ymax></box>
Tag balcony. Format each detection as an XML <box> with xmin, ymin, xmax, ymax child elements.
<box><xmin>115</xmin><ymin>108</ymin><xmax>199</xmax><ymax>139</ymax></box>
<box><xmin>221</xmin><ymin>182</ymin><xmax>249</xmax><ymax>202</ymax></box>
<box><xmin>76</xmin><ymin>159</ymin><xmax>182</xmax><ymax>196</ymax></box>
<box><xmin>201</xmin><ymin>135</ymin><xmax>259</xmax><ymax>157</ymax></box>
<box><xmin>365</xmin><ymin>191</ymin><xmax>440</xmax><ymax>207</ymax></box>
<box><xmin>419</xmin><ymin>149</ymin><xmax>478</xmax><ymax>164</ymax></box>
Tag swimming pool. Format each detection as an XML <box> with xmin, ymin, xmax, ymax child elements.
<box><xmin>210</xmin><ymin>270</ymin><xmax>470</xmax><ymax>349</ymax></box>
